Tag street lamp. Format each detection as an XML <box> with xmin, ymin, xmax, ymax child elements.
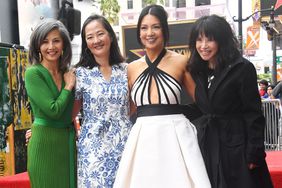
<box><xmin>233</xmin><ymin>5</ymin><xmax>278</xmax><ymax>84</ymax></box>
<box><xmin>233</xmin><ymin>6</ymin><xmax>274</xmax><ymax>52</ymax></box>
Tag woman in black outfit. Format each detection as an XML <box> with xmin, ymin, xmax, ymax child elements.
<box><xmin>188</xmin><ymin>14</ymin><xmax>273</xmax><ymax>188</ymax></box>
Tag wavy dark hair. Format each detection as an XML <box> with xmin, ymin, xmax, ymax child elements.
<box><xmin>188</xmin><ymin>14</ymin><xmax>240</xmax><ymax>73</ymax></box>
<box><xmin>137</xmin><ymin>4</ymin><xmax>169</xmax><ymax>47</ymax></box>
<box><xmin>28</xmin><ymin>18</ymin><xmax>72</xmax><ymax>72</ymax></box>
<box><xmin>75</xmin><ymin>14</ymin><xmax>124</xmax><ymax>68</ymax></box>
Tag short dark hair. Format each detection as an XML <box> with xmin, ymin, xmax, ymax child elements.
<box><xmin>137</xmin><ymin>4</ymin><xmax>169</xmax><ymax>47</ymax></box>
<box><xmin>76</xmin><ymin>14</ymin><xmax>124</xmax><ymax>68</ymax></box>
<box><xmin>28</xmin><ymin>18</ymin><xmax>72</xmax><ymax>72</ymax></box>
<box><xmin>188</xmin><ymin>14</ymin><xmax>240</xmax><ymax>73</ymax></box>
<box><xmin>267</xmin><ymin>84</ymin><xmax>275</xmax><ymax>90</ymax></box>
<box><xmin>259</xmin><ymin>79</ymin><xmax>268</xmax><ymax>86</ymax></box>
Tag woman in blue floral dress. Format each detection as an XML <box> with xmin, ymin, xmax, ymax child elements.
<box><xmin>73</xmin><ymin>14</ymin><xmax>132</xmax><ymax>188</ymax></box>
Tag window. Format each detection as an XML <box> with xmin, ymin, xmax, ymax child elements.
<box><xmin>173</xmin><ymin>0</ymin><xmax>186</xmax><ymax>8</ymax></box>
<box><xmin>128</xmin><ymin>0</ymin><xmax>133</xmax><ymax>9</ymax></box>
<box><xmin>195</xmin><ymin>0</ymin><xmax>211</xmax><ymax>6</ymax></box>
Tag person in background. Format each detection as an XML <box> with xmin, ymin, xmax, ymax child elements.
<box><xmin>114</xmin><ymin>4</ymin><xmax>210</xmax><ymax>188</ymax></box>
<box><xmin>188</xmin><ymin>14</ymin><xmax>273</xmax><ymax>188</ymax></box>
<box><xmin>259</xmin><ymin>79</ymin><xmax>269</xmax><ymax>98</ymax></box>
<box><xmin>263</xmin><ymin>84</ymin><xmax>281</xmax><ymax>150</ymax></box>
<box><xmin>271</xmin><ymin>81</ymin><xmax>282</xmax><ymax>101</ymax></box>
<box><xmin>72</xmin><ymin>14</ymin><xmax>132</xmax><ymax>188</ymax></box>
<box><xmin>25</xmin><ymin>18</ymin><xmax>76</xmax><ymax>188</ymax></box>
<box><xmin>264</xmin><ymin>84</ymin><xmax>275</xmax><ymax>99</ymax></box>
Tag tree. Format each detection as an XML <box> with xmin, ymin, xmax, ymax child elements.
<box><xmin>91</xmin><ymin>0</ymin><xmax>165</xmax><ymax>24</ymax></box>
<box><xmin>91</xmin><ymin>0</ymin><xmax>120</xmax><ymax>24</ymax></box>
<box><xmin>143</xmin><ymin>0</ymin><xmax>165</xmax><ymax>5</ymax></box>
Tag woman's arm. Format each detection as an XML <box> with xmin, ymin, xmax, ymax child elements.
<box><xmin>240</xmin><ymin>62</ymin><xmax>266</xmax><ymax>166</ymax></box>
<box><xmin>183</xmin><ymin>70</ymin><xmax>196</xmax><ymax>102</ymax></box>
<box><xmin>25</xmin><ymin>67</ymin><xmax>74</xmax><ymax>119</ymax></box>
<box><xmin>72</xmin><ymin>99</ymin><xmax>82</xmax><ymax>121</ymax></box>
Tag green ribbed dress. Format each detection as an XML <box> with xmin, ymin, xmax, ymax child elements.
<box><xmin>25</xmin><ymin>64</ymin><xmax>76</xmax><ymax>188</ymax></box>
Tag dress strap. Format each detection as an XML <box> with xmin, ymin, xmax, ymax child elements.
<box><xmin>145</xmin><ymin>48</ymin><xmax>167</xmax><ymax>75</ymax></box>
<box><xmin>131</xmin><ymin>48</ymin><xmax>182</xmax><ymax>105</ymax></box>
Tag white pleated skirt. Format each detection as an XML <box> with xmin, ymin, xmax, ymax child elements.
<box><xmin>113</xmin><ymin>114</ymin><xmax>211</xmax><ymax>188</ymax></box>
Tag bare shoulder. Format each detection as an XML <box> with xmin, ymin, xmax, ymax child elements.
<box><xmin>127</xmin><ymin>57</ymin><xmax>146</xmax><ymax>87</ymax></box>
<box><xmin>166</xmin><ymin>50</ymin><xmax>188</xmax><ymax>67</ymax></box>
<box><xmin>128</xmin><ymin>57</ymin><xmax>145</xmax><ymax>71</ymax></box>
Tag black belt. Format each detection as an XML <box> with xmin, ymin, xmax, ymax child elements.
<box><xmin>137</xmin><ymin>104</ymin><xmax>182</xmax><ymax>117</ymax></box>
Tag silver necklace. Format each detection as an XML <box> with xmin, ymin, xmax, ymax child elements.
<box><xmin>208</xmin><ymin>75</ymin><xmax>215</xmax><ymax>89</ymax></box>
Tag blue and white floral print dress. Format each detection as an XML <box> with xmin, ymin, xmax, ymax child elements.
<box><xmin>75</xmin><ymin>63</ymin><xmax>132</xmax><ymax>188</ymax></box>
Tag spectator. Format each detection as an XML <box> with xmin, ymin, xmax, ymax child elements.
<box><xmin>264</xmin><ymin>84</ymin><xmax>275</xmax><ymax>99</ymax></box>
<box><xmin>271</xmin><ymin>81</ymin><xmax>282</xmax><ymax>101</ymax></box>
<box><xmin>259</xmin><ymin>79</ymin><xmax>269</xmax><ymax>98</ymax></box>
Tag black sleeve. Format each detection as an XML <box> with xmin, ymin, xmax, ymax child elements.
<box><xmin>239</xmin><ymin>61</ymin><xmax>266</xmax><ymax>165</ymax></box>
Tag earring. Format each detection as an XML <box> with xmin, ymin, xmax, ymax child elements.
<box><xmin>61</xmin><ymin>50</ymin><xmax>64</xmax><ymax>56</ymax></box>
<box><xmin>39</xmin><ymin>52</ymin><xmax>42</xmax><ymax>62</ymax></box>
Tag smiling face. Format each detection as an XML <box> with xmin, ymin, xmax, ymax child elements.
<box><xmin>196</xmin><ymin>33</ymin><xmax>218</xmax><ymax>66</ymax></box>
<box><xmin>85</xmin><ymin>20</ymin><xmax>111</xmax><ymax>59</ymax></box>
<box><xmin>139</xmin><ymin>14</ymin><xmax>164</xmax><ymax>51</ymax></box>
<box><xmin>40</xmin><ymin>29</ymin><xmax>63</xmax><ymax>64</ymax></box>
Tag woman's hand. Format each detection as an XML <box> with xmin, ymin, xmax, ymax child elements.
<box><xmin>64</xmin><ymin>68</ymin><xmax>76</xmax><ymax>91</ymax></box>
<box><xmin>73</xmin><ymin>116</ymin><xmax>81</xmax><ymax>139</ymax></box>
<box><xmin>248</xmin><ymin>163</ymin><xmax>259</xmax><ymax>170</ymax></box>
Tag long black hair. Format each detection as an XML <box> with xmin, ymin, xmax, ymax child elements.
<box><xmin>75</xmin><ymin>14</ymin><xmax>124</xmax><ymax>68</ymax></box>
<box><xmin>188</xmin><ymin>14</ymin><xmax>240</xmax><ymax>73</ymax></box>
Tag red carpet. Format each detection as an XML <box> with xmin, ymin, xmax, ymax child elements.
<box><xmin>0</xmin><ymin>171</ymin><xmax>30</xmax><ymax>188</ymax></box>
<box><xmin>0</xmin><ymin>151</ymin><xmax>281</xmax><ymax>188</ymax></box>
<box><xmin>266</xmin><ymin>151</ymin><xmax>282</xmax><ymax>188</ymax></box>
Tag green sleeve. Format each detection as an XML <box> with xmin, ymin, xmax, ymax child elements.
<box><xmin>25</xmin><ymin>67</ymin><xmax>72</xmax><ymax>120</ymax></box>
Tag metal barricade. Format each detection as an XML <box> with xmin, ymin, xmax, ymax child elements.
<box><xmin>261</xmin><ymin>99</ymin><xmax>282</xmax><ymax>151</ymax></box>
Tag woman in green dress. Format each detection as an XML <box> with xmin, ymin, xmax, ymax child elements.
<box><xmin>25</xmin><ymin>18</ymin><xmax>76</xmax><ymax>188</ymax></box>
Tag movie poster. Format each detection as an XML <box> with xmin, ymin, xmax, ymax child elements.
<box><xmin>0</xmin><ymin>47</ymin><xmax>13</xmax><ymax>150</ymax></box>
<box><xmin>9</xmin><ymin>48</ymin><xmax>32</xmax><ymax>130</ymax></box>
<box><xmin>0</xmin><ymin>46</ymin><xmax>15</xmax><ymax>176</ymax></box>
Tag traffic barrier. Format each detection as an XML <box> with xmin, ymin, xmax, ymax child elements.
<box><xmin>262</xmin><ymin>99</ymin><xmax>282</xmax><ymax>151</ymax></box>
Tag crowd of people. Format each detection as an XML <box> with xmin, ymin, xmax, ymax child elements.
<box><xmin>259</xmin><ymin>78</ymin><xmax>282</xmax><ymax>102</ymax></box>
<box><xmin>24</xmin><ymin>4</ymin><xmax>273</xmax><ymax>188</ymax></box>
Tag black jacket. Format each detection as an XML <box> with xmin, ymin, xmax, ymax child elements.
<box><xmin>192</xmin><ymin>57</ymin><xmax>273</xmax><ymax>188</ymax></box>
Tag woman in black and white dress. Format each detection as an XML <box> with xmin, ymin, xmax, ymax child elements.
<box><xmin>113</xmin><ymin>4</ymin><xmax>210</xmax><ymax>188</ymax></box>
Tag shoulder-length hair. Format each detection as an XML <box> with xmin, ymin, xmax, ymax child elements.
<box><xmin>188</xmin><ymin>14</ymin><xmax>240</xmax><ymax>73</ymax></box>
<box><xmin>76</xmin><ymin>14</ymin><xmax>124</xmax><ymax>68</ymax></box>
<box><xmin>28</xmin><ymin>18</ymin><xmax>72</xmax><ymax>72</ymax></box>
<box><xmin>137</xmin><ymin>4</ymin><xmax>169</xmax><ymax>47</ymax></box>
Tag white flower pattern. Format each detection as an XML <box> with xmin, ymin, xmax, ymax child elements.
<box><xmin>75</xmin><ymin>63</ymin><xmax>132</xmax><ymax>188</ymax></box>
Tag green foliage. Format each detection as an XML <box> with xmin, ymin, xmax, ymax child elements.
<box><xmin>91</xmin><ymin>0</ymin><xmax>120</xmax><ymax>24</ymax></box>
<box><xmin>257</xmin><ymin>73</ymin><xmax>271</xmax><ymax>83</ymax></box>
<box><xmin>100</xmin><ymin>0</ymin><xmax>120</xmax><ymax>24</ymax></box>
<box><xmin>143</xmin><ymin>0</ymin><xmax>165</xmax><ymax>5</ymax></box>
<box><xmin>90</xmin><ymin>0</ymin><xmax>166</xmax><ymax>24</ymax></box>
